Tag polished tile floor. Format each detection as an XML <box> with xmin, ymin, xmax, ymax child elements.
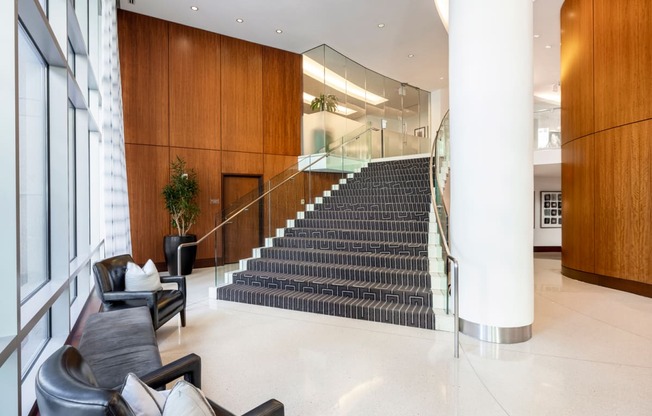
<box><xmin>157</xmin><ymin>256</ymin><xmax>652</xmax><ymax>415</ymax></box>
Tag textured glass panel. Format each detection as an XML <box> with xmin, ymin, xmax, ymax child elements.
<box><xmin>18</xmin><ymin>25</ymin><xmax>49</xmax><ymax>301</ymax></box>
<box><xmin>20</xmin><ymin>310</ymin><xmax>50</xmax><ymax>378</ymax></box>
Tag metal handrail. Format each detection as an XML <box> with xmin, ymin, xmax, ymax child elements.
<box><xmin>175</xmin><ymin>127</ymin><xmax>379</xmax><ymax>277</ymax></box>
<box><xmin>428</xmin><ymin>111</ymin><xmax>460</xmax><ymax>358</ymax></box>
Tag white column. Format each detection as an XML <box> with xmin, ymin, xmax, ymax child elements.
<box><xmin>449</xmin><ymin>0</ymin><xmax>534</xmax><ymax>342</ymax></box>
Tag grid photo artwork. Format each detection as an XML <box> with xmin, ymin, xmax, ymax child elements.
<box><xmin>541</xmin><ymin>191</ymin><xmax>562</xmax><ymax>228</ymax></box>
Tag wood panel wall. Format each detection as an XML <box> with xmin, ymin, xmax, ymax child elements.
<box><xmin>561</xmin><ymin>0</ymin><xmax>652</xmax><ymax>292</ymax></box>
<box><xmin>118</xmin><ymin>10</ymin><xmax>302</xmax><ymax>266</ymax></box>
<box><xmin>560</xmin><ymin>0</ymin><xmax>593</xmax><ymax>144</ymax></box>
<box><xmin>118</xmin><ymin>11</ymin><xmax>169</xmax><ymax>147</ymax></box>
<box><xmin>169</xmin><ymin>23</ymin><xmax>221</xmax><ymax>150</ymax></box>
<box><xmin>593</xmin><ymin>0</ymin><xmax>652</xmax><ymax>131</ymax></box>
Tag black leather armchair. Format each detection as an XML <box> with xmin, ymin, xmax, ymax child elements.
<box><xmin>93</xmin><ymin>254</ymin><xmax>186</xmax><ymax>329</ymax></box>
<box><xmin>35</xmin><ymin>345</ymin><xmax>285</xmax><ymax>416</ymax></box>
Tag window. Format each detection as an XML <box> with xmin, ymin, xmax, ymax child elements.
<box><xmin>67</xmin><ymin>40</ymin><xmax>75</xmax><ymax>75</ymax></box>
<box><xmin>68</xmin><ymin>101</ymin><xmax>77</xmax><ymax>260</ymax></box>
<box><xmin>70</xmin><ymin>275</ymin><xmax>78</xmax><ymax>304</ymax></box>
<box><xmin>18</xmin><ymin>25</ymin><xmax>49</xmax><ymax>301</ymax></box>
<box><xmin>20</xmin><ymin>310</ymin><xmax>51</xmax><ymax>379</ymax></box>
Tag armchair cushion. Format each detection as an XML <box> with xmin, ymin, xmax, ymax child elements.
<box><xmin>120</xmin><ymin>373</ymin><xmax>169</xmax><ymax>415</ymax></box>
<box><xmin>162</xmin><ymin>380</ymin><xmax>215</xmax><ymax>416</ymax></box>
<box><xmin>125</xmin><ymin>260</ymin><xmax>163</xmax><ymax>292</ymax></box>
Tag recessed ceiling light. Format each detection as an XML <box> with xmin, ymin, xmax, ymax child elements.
<box><xmin>545</xmin><ymin>44</ymin><xmax>552</xmax><ymax>49</ymax></box>
<box><xmin>534</xmin><ymin>34</ymin><xmax>540</xmax><ymax>38</ymax></box>
<box><xmin>377</xmin><ymin>23</ymin><xmax>385</xmax><ymax>28</ymax></box>
<box><xmin>408</xmin><ymin>54</ymin><xmax>414</xmax><ymax>58</ymax></box>
<box><xmin>440</xmin><ymin>77</ymin><xmax>444</xmax><ymax>80</ymax></box>
<box><xmin>236</xmin><ymin>18</ymin><xmax>244</xmax><ymax>23</ymax></box>
<box><xmin>190</xmin><ymin>6</ymin><xmax>198</xmax><ymax>11</ymax></box>
<box><xmin>275</xmin><ymin>29</ymin><xmax>283</xmax><ymax>34</ymax></box>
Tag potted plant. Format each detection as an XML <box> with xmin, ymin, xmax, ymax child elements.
<box><xmin>310</xmin><ymin>94</ymin><xmax>339</xmax><ymax>112</ymax></box>
<box><xmin>162</xmin><ymin>156</ymin><xmax>200</xmax><ymax>275</ymax></box>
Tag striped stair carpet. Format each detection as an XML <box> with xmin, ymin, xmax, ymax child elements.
<box><xmin>215</xmin><ymin>156</ymin><xmax>447</xmax><ymax>330</ymax></box>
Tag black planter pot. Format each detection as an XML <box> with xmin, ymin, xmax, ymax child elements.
<box><xmin>164</xmin><ymin>234</ymin><xmax>197</xmax><ymax>276</ymax></box>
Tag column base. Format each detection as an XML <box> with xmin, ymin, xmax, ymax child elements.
<box><xmin>460</xmin><ymin>318</ymin><xmax>532</xmax><ymax>344</ymax></box>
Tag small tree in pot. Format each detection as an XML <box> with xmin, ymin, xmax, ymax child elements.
<box><xmin>162</xmin><ymin>156</ymin><xmax>200</xmax><ymax>275</ymax></box>
<box><xmin>310</xmin><ymin>94</ymin><xmax>339</xmax><ymax>112</ymax></box>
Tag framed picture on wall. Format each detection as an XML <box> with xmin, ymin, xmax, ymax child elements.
<box><xmin>414</xmin><ymin>127</ymin><xmax>427</xmax><ymax>137</ymax></box>
<box><xmin>541</xmin><ymin>191</ymin><xmax>562</xmax><ymax>228</ymax></box>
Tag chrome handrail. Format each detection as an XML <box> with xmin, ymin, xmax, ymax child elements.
<box><xmin>175</xmin><ymin>127</ymin><xmax>380</xmax><ymax>277</ymax></box>
<box><xmin>428</xmin><ymin>111</ymin><xmax>460</xmax><ymax>358</ymax></box>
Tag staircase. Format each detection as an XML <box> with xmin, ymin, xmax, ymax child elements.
<box><xmin>215</xmin><ymin>156</ymin><xmax>451</xmax><ymax>330</ymax></box>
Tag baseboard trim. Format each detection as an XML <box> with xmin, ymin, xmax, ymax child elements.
<box><xmin>562</xmin><ymin>266</ymin><xmax>652</xmax><ymax>298</ymax></box>
<box><xmin>534</xmin><ymin>246</ymin><xmax>561</xmax><ymax>252</ymax></box>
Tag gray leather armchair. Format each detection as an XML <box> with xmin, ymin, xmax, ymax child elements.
<box><xmin>93</xmin><ymin>254</ymin><xmax>186</xmax><ymax>329</ymax></box>
<box><xmin>35</xmin><ymin>345</ymin><xmax>285</xmax><ymax>416</ymax></box>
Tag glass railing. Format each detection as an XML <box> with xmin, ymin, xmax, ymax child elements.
<box><xmin>208</xmin><ymin>125</ymin><xmax>375</xmax><ymax>286</ymax></box>
<box><xmin>428</xmin><ymin>110</ymin><xmax>460</xmax><ymax>357</ymax></box>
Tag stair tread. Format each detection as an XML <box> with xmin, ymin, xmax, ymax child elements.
<box><xmin>261</xmin><ymin>246</ymin><xmax>427</xmax><ymax>261</ymax></box>
<box><xmin>276</xmin><ymin>236</ymin><xmax>428</xmax><ymax>248</ymax></box>
<box><xmin>246</xmin><ymin>257</ymin><xmax>431</xmax><ymax>276</ymax></box>
<box><xmin>232</xmin><ymin>270</ymin><xmax>432</xmax><ymax>293</ymax></box>
<box><xmin>216</xmin><ymin>284</ymin><xmax>436</xmax><ymax>313</ymax></box>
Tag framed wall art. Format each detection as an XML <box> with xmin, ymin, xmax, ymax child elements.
<box><xmin>541</xmin><ymin>191</ymin><xmax>562</xmax><ymax>228</ymax></box>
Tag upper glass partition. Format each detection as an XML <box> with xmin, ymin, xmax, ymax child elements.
<box><xmin>302</xmin><ymin>45</ymin><xmax>431</xmax><ymax>158</ymax></box>
<box><xmin>534</xmin><ymin>107</ymin><xmax>561</xmax><ymax>149</ymax></box>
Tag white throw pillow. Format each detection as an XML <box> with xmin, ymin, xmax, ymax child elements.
<box><xmin>125</xmin><ymin>260</ymin><xmax>163</xmax><ymax>291</ymax></box>
<box><xmin>120</xmin><ymin>373</ymin><xmax>169</xmax><ymax>416</ymax></box>
<box><xmin>162</xmin><ymin>380</ymin><xmax>216</xmax><ymax>416</ymax></box>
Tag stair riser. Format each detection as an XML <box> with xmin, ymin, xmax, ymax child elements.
<box><xmin>230</xmin><ymin>276</ymin><xmax>432</xmax><ymax>307</ymax></box>
<box><xmin>315</xmin><ymin>202</ymin><xmax>431</xmax><ymax>213</ymax></box>
<box><xmin>273</xmin><ymin>239</ymin><xmax>428</xmax><ymax>257</ymax></box>
<box><xmin>215</xmin><ymin>286</ymin><xmax>435</xmax><ymax>330</ymax></box>
<box><xmin>323</xmin><ymin>195</ymin><xmax>429</xmax><ymax>204</ymax></box>
<box><xmin>283</xmin><ymin>228</ymin><xmax>429</xmax><ymax>244</ymax></box>
<box><xmin>244</xmin><ymin>260</ymin><xmax>431</xmax><ymax>286</ymax></box>
<box><xmin>331</xmin><ymin>188</ymin><xmax>430</xmax><ymax>197</ymax></box>
<box><xmin>305</xmin><ymin>210</ymin><xmax>429</xmax><ymax>222</ymax></box>
<box><xmin>259</xmin><ymin>248</ymin><xmax>429</xmax><ymax>271</ymax></box>
<box><xmin>292</xmin><ymin>219</ymin><xmax>429</xmax><ymax>232</ymax></box>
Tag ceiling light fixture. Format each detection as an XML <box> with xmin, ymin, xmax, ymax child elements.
<box><xmin>408</xmin><ymin>54</ymin><xmax>415</xmax><ymax>58</ymax></box>
<box><xmin>440</xmin><ymin>77</ymin><xmax>444</xmax><ymax>80</ymax></box>
<box><xmin>303</xmin><ymin>56</ymin><xmax>388</xmax><ymax>106</ymax></box>
<box><xmin>276</xmin><ymin>29</ymin><xmax>283</xmax><ymax>34</ymax></box>
<box><xmin>190</xmin><ymin>6</ymin><xmax>198</xmax><ymax>11</ymax></box>
<box><xmin>303</xmin><ymin>93</ymin><xmax>357</xmax><ymax>116</ymax></box>
<box><xmin>236</xmin><ymin>18</ymin><xmax>244</xmax><ymax>23</ymax></box>
<box><xmin>534</xmin><ymin>34</ymin><xmax>540</xmax><ymax>38</ymax></box>
<box><xmin>377</xmin><ymin>23</ymin><xmax>385</xmax><ymax>28</ymax></box>
<box><xmin>545</xmin><ymin>44</ymin><xmax>552</xmax><ymax>49</ymax></box>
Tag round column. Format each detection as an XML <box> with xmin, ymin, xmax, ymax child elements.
<box><xmin>449</xmin><ymin>0</ymin><xmax>534</xmax><ymax>343</ymax></box>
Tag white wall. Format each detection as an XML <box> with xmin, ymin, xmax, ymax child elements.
<box><xmin>430</xmin><ymin>87</ymin><xmax>449</xmax><ymax>133</ymax></box>
<box><xmin>534</xmin><ymin>175</ymin><xmax>562</xmax><ymax>247</ymax></box>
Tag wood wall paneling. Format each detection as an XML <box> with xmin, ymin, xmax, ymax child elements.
<box><xmin>222</xmin><ymin>176</ymin><xmax>262</xmax><ymax>263</ymax></box>
<box><xmin>170</xmin><ymin>148</ymin><xmax>221</xmax><ymax>261</ymax></box>
<box><xmin>221</xmin><ymin>151</ymin><xmax>264</xmax><ymax>176</ymax></box>
<box><xmin>263</xmin><ymin>48</ymin><xmax>303</xmax><ymax>156</ymax></box>
<box><xmin>560</xmin><ymin>0</ymin><xmax>593</xmax><ymax>144</ymax></box>
<box><xmin>220</xmin><ymin>37</ymin><xmax>263</xmax><ymax>153</ymax></box>
<box><xmin>561</xmin><ymin>137</ymin><xmax>595</xmax><ymax>272</ymax></box>
<box><xmin>594</xmin><ymin>122</ymin><xmax>652</xmax><ymax>283</ymax></box>
<box><xmin>169</xmin><ymin>24</ymin><xmax>221</xmax><ymax>150</ymax></box>
<box><xmin>594</xmin><ymin>0</ymin><xmax>652</xmax><ymax>131</ymax></box>
<box><xmin>118</xmin><ymin>10</ymin><xmax>169</xmax><ymax>146</ymax></box>
<box><xmin>125</xmin><ymin>144</ymin><xmax>170</xmax><ymax>264</ymax></box>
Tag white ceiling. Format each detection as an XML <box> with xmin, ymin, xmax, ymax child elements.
<box><xmin>118</xmin><ymin>0</ymin><xmax>563</xmax><ymax>97</ymax></box>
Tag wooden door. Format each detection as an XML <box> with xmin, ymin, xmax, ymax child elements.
<box><xmin>222</xmin><ymin>176</ymin><xmax>262</xmax><ymax>264</ymax></box>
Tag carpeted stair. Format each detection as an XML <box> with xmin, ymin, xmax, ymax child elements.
<box><xmin>215</xmin><ymin>156</ymin><xmax>449</xmax><ymax>330</ymax></box>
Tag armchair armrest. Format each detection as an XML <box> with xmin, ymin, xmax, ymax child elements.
<box><xmin>242</xmin><ymin>399</ymin><xmax>285</xmax><ymax>416</ymax></box>
<box><xmin>103</xmin><ymin>290</ymin><xmax>158</xmax><ymax>307</ymax></box>
<box><xmin>160</xmin><ymin>275</ymin><xmax>187</xmax><ymax>296</ymax></box>
<box><xmin>206</xmin><ymin>398</ymin><xmax>284</xmax><ymax>416</ymax></box>
<box><xmin>139</xmin><ymin>353</ymin><xmax>202</xmax><ymax>390</ymax></box>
